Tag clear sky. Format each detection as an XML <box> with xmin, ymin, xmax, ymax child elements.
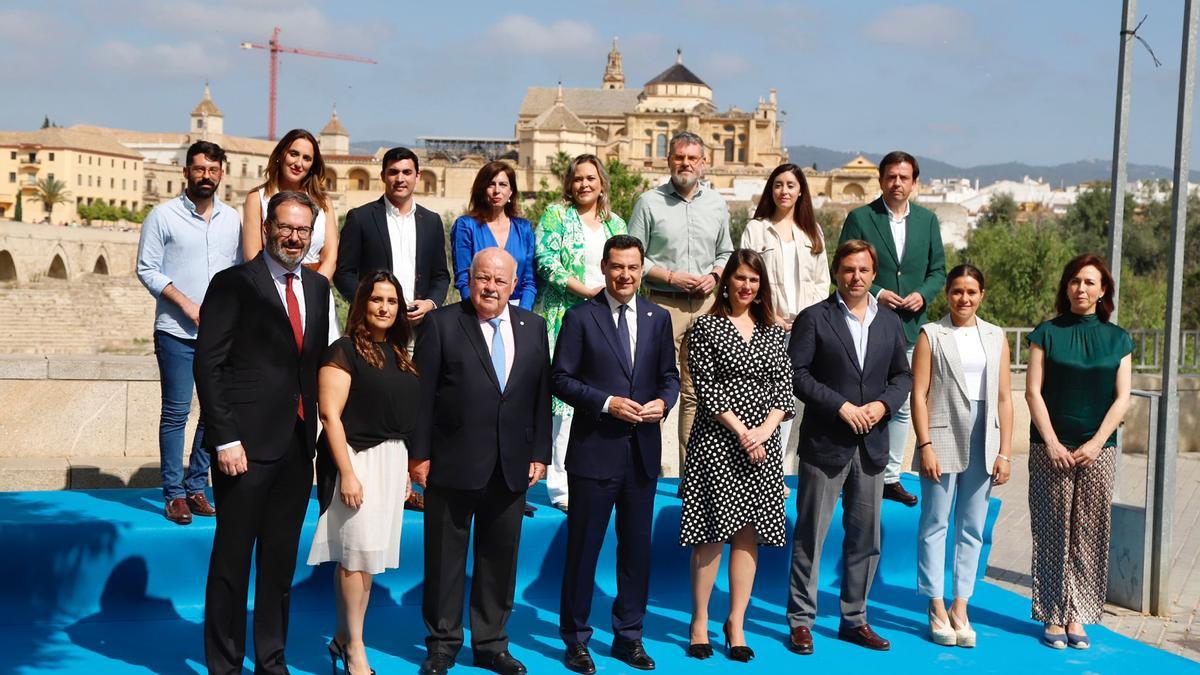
<box><xmin>2</xmin><ymin>0</ymin><xmax>1198</xmax><ymax>169</ymax></box>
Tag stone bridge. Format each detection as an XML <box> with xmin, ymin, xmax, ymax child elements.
<box><xmin>0</xmin><ymin>220</ymin><xmax>138</xmax><ymax>283</ymax></box>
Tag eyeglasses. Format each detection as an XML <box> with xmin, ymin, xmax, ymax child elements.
<box><xmin>188</xmin><ymin>166</ymin><xmax>224</xmax><ymax>177</ymax></box>
<box><xmin>274</xmin><ymin>225</ymin><xmax>314</xmax><ymax>238</ymax></box>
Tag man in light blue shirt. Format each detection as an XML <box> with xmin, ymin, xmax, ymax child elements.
<box><xmin>136</xmin><ymin>141</ymin><xmax>241</xmax><ymax>524</ymax></box>
<box><xmin>627</xmin><ymin>131</ymin><xmax>733</xmax><ymax>465</ymax></box>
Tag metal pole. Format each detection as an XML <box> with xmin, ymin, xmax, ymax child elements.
<box><xmin>1108</xmin><ymin>0</ymin><xmax>1137</xmax><ymax>321</ymax></box>
<box><xmin>1151</xmin><ymin>0</ymin><xmax>1197</xmax><ymax>617</ymax></box>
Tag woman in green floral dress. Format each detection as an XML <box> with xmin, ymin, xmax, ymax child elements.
<box><xmin>536</xmin><ymin>154</ymin><xmax>628</xmax><ymax>511</ymax></box>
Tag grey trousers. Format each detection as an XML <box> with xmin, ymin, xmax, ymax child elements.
<box><xmin>786</xmin><ymin>447</ymin><xmax>884</xmax><ymax>629</ymax></box>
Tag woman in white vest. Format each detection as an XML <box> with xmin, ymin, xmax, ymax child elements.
<box><xmin>741</xmin><ymin>163</ymin><xmax>830</xmax><ymax>473</ymax></box>
<box><xmin>910</xmin><ymin>264</ymin><xmax>1013</xmax><ymax>648</ymax></box>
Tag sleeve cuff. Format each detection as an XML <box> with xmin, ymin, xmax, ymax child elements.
<box><xmin>602</xmin><ymin>396</ymin><xmax>613</xmax><ymax>414</ymax></box>
<box><xmin>216</xmin><ymin>441</ymin><xmax>241</xmax><ymax>452</ymax></box>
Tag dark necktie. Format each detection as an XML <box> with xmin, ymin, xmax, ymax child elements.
<box><xmin>286</xmin><ymin>273</ymin><xmax>305</xmax><ymax>420</ymax></box>
<box><xmin>617</xmin><ymin>304</ymin><xmax>632</xmax><ymax>370</ymax></box>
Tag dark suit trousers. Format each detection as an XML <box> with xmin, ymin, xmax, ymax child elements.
<box><xmin>786</xmin><ymin>446</ymin><xmax>883</xmax><ymax>631</ymax></box>
<box><xmin>204</xmin><ymin>422</ymin><xmax>313</xmax><ymax>675</ymax></box>
<box><xmin>559</xmin><ymin>442</ymin><xmax>656</xmax><ymax>646</ymax></box>
<box><xmin>423</xmin><ymin>465</ymin><xmax>526</xmax><ymax>660</ymax></box>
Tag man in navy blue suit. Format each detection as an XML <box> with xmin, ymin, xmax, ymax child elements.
<box><xmin>552</xmin><ymin>234</ymin><xmax>680</xmax><ymax>674</ymax></box>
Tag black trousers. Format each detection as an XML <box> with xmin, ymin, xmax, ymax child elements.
<box><xmin>422</xmin><ymin>466</ymin><xmax>526</xmax><ymax>660</ymax></box>
<box><xmin>559</xmin><ymin>446</ymin><xmax>656</xmax><ymax>647</ymax></box>
<box><xmin>204</xmin><ymin>423</ymin><xmax>312</xmax><ymax>675</ymax></box>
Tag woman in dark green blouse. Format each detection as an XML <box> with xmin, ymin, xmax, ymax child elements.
<box><xmin>1024</xmin><ymin>254</ymin><xmax>1132</xmax><ymax>651</ymax></box>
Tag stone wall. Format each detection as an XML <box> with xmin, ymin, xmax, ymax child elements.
<box><xmin>1</xmin><ymin>355</ymin><xmax>1195</xmax><ymax>491</ymax></box>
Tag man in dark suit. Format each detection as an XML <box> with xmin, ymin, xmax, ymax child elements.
<box><xmin>784</xmin><ymin>239</ymin><xmax>912</xmax><ymax>656</ymax></box>
<box><xmin>552</xmin><ymin>235</ymin><xmax>680</xmax><ymax>674</ymax></box>
<box><xmin>334</xmin><ymin>146</ymin><xmax>450</xmax><ymax>320</ymax></box>
<box><xmin>838</xmin><ymin>151</ymin><xmax>945</xmax><ymax>506</ymax></box>
<box><xmin>194</xmin><ymin>191</ymin><xmax>330</xmax><ymax>674</ymax></box>
<box><xmin>410</xmin><ymin>247</ymin><xmax>552</xmax><ymax>675</ymax></box>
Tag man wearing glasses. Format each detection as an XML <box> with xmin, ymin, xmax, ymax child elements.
<box><xmin>136</xmin><ymin>141</ymin><xmax>241</xmax><ymax>525</ymax></box>
<box><xmin>627</xmin><ymin>131</ymin><xmax>733</xmax><ymax>466</ymax></box>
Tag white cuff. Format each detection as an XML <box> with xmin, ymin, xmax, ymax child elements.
<box><xmin>216</xmin><ymin>440</ymin><xmax>241</xmax><ymax>452</ymax></box>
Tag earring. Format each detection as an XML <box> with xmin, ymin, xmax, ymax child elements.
<box><xmin>721</xmin><ymin>290</ymin><xmax>728</xmax><ymax>298</ymax></box>
<box><xmin>752</xmin><ymin>297</ymin><xmax>762</xmax><ymax>304</ymax></box>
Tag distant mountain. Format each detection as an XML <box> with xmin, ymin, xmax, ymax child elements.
<box><xmin>786</xmin><ymin>145</ymin><xmax>1200</xmax><ymax>186</ymax></box>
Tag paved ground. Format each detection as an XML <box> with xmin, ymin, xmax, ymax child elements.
<box><xmin>985</xmin><ymin>449</ymin><xmax>1200</xmax><ymax>662</ymax></box>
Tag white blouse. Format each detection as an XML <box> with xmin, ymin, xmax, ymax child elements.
<box><xmin>953</xmin><ymin>324</ymin><xmax>988</xmax><ymax>401</ymax></box>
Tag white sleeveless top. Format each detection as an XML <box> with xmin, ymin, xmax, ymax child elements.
<box><xmin>259</xmin><ymin>188</ymin><xmax>326</xmax><ymax>265</ymax></box>
<box><xmin>952</xmin><ymin>324</ymin><xmax>988</xmax><ymax>401</ymax></box>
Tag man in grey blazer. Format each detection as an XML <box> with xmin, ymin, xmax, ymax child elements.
<box><xmin>784</xmin><ymin>239</ymin><xmax>913</xmax><ymax>655</ymax></box>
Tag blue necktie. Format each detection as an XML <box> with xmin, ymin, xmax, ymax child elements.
<box><xmin>489</xmin><ymin>317</ymin><xmax>506</xmax><ymax>391</ymax></box>
<box><xmin>616</xmin><ymin>304</ymin><xmax>632</xmax><ymax>370</ymax></box>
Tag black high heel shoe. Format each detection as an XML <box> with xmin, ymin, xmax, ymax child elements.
<box><xmin>328</xmin><ymin>638</ymin><xmax>376</xmax><ymax>675</ymax></box>
<box><xmin>722</xmin><ymin>621</ymin><xmax>755</xmax><ymax>662</ymax></box>
<box><xmin>686</xmin><ymin>642</ymin><xmax>714</xmax><ymax>659</ymax></box>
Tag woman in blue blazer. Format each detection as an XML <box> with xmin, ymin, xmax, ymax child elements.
<box><xmin>451</xmin><ymin>161</ymin><xmax>538</xmax><ymax>309</ymax></box>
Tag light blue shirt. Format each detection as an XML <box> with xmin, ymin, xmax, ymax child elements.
<box><xmin>836</xmin><ymin>291</ymin><xmax>878</xmax><ymax>369</ymax></box>
<box><xmin>136</xmin><ymin>193</ymin><xmax>242</xmax><ymax>340</ymax></box>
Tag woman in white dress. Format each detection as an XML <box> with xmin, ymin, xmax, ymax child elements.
<box><xmin>308</xmin><ymin>270</ymin><xmax>418</xmax><ymax>675</ymax></box>
<box><xmin>741</xmin><ymin>163</ymin><xmax>830</xmax><ymax>469</ymax></box>
<box><xmin>243</xmin><ymin>128</ymin><xmax>340</xmax><ymax>340</ymax></box>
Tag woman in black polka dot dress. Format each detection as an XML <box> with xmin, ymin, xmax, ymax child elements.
<box><xmin>679</xmin><ymin>249</ymin><xmax>795</xmax><ymax>661</ymax></box>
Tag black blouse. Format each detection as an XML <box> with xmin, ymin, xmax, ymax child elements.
<box><xmin>321</xmin><ymin>336</ymin><xmax>420</xmax><ymax>450</ymax></box>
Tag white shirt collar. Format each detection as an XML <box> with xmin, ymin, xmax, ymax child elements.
<box><xmin>836</xmin><ymin>290</ymin><xmax>878</xmax><ymax>316</ymax></box>
<box><xmin>603</xmin><ymin>289</ymin><xmax>635</xmax><ymax>313</ymax></box>
<box><xmin>384</xmin><ymin>197</ymin><xmax>417</xmax><ymax>219</ymax></box>
<box><xmin>883</xmin><ymin>199</ymin><xmax>910</xmax><ymax>221</ymax></box>
<box><xmin>478</xmin><ymin>303</ymin><xmax>512</xmax><ymax>326</ymax></box>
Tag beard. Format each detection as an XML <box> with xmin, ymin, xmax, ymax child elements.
<box><xmin>187</xmin><ymin>178</ymin><xmax>217</xmax><ymax>199</ymax></box>
<box><xmin>670</xmin><ymin>173</ymin><xmax>698</xmax><ymax>192</ymax></box>
<box><xmin>267</xmin><ymin>236</ymin><xmax>309</xmax><ymax>269</ymax></box>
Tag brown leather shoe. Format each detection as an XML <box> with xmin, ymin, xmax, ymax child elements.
<box><xmin>165</xmin><ymin>498</ymin><xmax>192</xmax><ymax>525</ymax></box>
<box><xmin>186</xmin><ymin>492</ymin><xmax>216</xmax><ymax>516</ymax></box>
<box><xmin>838</xmin><ymin>623</ymin><xmax>890</xmax><ymax>651</ymax></box>
<box><xmin>883</xmin><ymin>482</ymin><xmax>918</xmax><ymax>507</ymax></box>
<box><xmin>788</xmin><ymin>626</ymin><xmax>814</xmax><ymax>655</ymax></box>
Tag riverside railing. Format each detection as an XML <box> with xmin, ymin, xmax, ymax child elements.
<box><xmin>1003</xmin><ymin>327</ymin><xmax>1200</xmax><ymax>372</ymax></box>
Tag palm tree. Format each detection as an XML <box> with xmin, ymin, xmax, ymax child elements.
<box><xmin>26</xmin><ymin>177</ymin><xmax>72</xmax><ymax>223</ymax></box>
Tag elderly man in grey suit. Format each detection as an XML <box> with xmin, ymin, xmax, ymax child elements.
<box><xmin>784</xmin><ymin>239</ymin><xmax>912</xmax><ymax>655</ymax></box>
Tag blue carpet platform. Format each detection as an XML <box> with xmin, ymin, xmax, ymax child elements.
<box><xmin>0</xmin><ymin>475</ymin><xmax>1193</xmax><ymax>674</ymax></box>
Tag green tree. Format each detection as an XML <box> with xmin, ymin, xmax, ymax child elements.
<box><xmin>524</xmin><ymin>152</ymin><xmax>573</xmax><ymax>226</ymax></box>
<box><xmin>40</xmin><ymin>115</ymin><xmax>50</xmax><ymax>129</ymax></box>
<box><xmin>960</xmin><ymin>219</ymin><xmax>1074</xmax><ymax>327</ymax></box>
<box><xmin>978</xmin><ymin>192</ymin><xmax>1017</xmax><ymax>228</ymax></box>
<box><xmin>27</xmin><ymin>177</ymin><xmax>72</xmax><ymax>222</ymax></box>
<box><xmin>729</xmin><ymin>205</ymin><xmax>750</xmax><ymax>247</ymax></box>
<box><xmin>604</xmin><ymin>157</ymin><xmax>650</xmax><ymax>223</ymax></box>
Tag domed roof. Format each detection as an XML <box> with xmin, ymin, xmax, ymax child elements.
<box><xmin>191</xmin><ymin>83</ymin><xmax>223</xmax><ymax>117</ymax></box>
<box><xmin>644</xmin><ymin>50</ymin><xmax>708</xmax><ymax>88</ymax></box>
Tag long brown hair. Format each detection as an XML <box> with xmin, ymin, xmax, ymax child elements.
<box><xmin>1055</xmin><ymin>253</ymin><xmax>1115</xmax><ymax>322</ymax></box>
<box><xmin>257</xmin><ymin>128</ymin><xmax>330</xmax><ymax>212</ymax></box>
<box><xmin>467</xmin><ymin>161</ymin><xmax>520</xmax><ymax>222</ymax></box>
<box><xmin>346</xmin><ymin>271</ymin><xmax>417</xmax><ymax>374</ymax></box>
<box><xmin>752</xmin><ymin>163</ymin><xmax>823</xmax><ymax>254</ymax></box>
<box><xmin>710</xmin><ymin>249</ymin><xmax>777</xmax><ymax>326</ymax></box>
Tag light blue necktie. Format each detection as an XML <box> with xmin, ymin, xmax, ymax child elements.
<box><xmin>488</xmin><ymin>317</ymin><xmax>506</xmax><ymax>391</ymax></box>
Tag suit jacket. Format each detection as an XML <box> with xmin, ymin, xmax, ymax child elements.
<box><xmin>552</xmin><ymin>294</ymin><xmax>680</xmax><ymax>480</ymax></box>
<box><xmin>839</xmin><ymin>197</ymin><xmax>946</xmax><ymax>344</ymax></box>
<box><xmin>334</xmin><ymin>197</ymin><xmax>450</xmax><ymax>304</ymax></box>
<box><xmin>194</xmin><ymin>253</ymin><xmax>330</xmax><ymax>461</ymax></box>
<box><xmin>915</xmin><ymin>315</ymin><xmax>1005</xmax><ymax>475</ymax></box>
<box><xmin>787</xmin><ymin>293</ymin><xmax>912</xmax><ymax>470</ymax></box>
<box><xmin>412</xmin><ymin>300</ymin><xmax>552</xmax><ymax>492</ymax></box>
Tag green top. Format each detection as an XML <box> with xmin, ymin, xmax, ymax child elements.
<box><xmin>1026</xmin><ymin>313</ymin><xmax>1133</xmax><ymax>447</ymax></box>
<box><xmin>534</xmin><ymin>203</ymin><xmax>627</xmax><ymax>416</ymax></box>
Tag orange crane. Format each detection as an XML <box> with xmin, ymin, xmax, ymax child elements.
<box><xmin>240</xmin><ymin>27</ymin><xmax>377</xmax><ymax>140</ymax></box>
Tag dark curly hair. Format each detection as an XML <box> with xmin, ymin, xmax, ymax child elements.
<box><xmin>346</xmin><ymin>271</ymin><xmax>417</xmax><ymax>374</ymax></box>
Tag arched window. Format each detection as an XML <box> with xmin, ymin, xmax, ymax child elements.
<box><xmin>724</xmin><ymin>139</ymin><xmax>734</xmax><ymax>162</ymax></box>
<box><xmin>47</xmin><ymin>254</ymin><xmax>68</xmax><ymax>279</ymax></box>
<box><xmin>656</xmin><ymin>134</ymin><xmax>667</xmax><ymax>158</ymax></box>
<box><xmin>93</xmin><ymin>256</ymin><xmax>109</xmax><ymax>275</ymax></box>
<box><xmin>0</xmin><ymin>250</ymin><xmax>16</xmax><ymax>281</ymax></box>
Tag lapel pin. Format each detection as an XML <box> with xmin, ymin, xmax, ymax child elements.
<box><xmin>646</xmin><ymin>311</ymin><xmax>652</xmax><ymax>317</ymax></box>
<box><xmin>519</xmin><ymin>320</ymin><xmax>525</xmax><ymax>326</ymax></box>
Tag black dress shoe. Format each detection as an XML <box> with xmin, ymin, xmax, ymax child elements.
<box><xmin>564</xmin><ymin>643</ymin><xmax>596</xmax><ymax>674</ymax></box>
<box><xmin>474</xmin><ymin>650</ymin><xmax>526</xmax><ymax>675</ymax></box>
<box><xmin>419</xmin><ymin>652</ymin><xmax>455</xmax><ymax>675</ymax></box>
<box><xmin>611</xmin><ymin>638</ymin><xmax>655</xmax><ymax>670</ymax></box>
<box><xmin>883</xmin><ymin>481</ymin><xmax>918</xmax><ymax>506</ymax></box>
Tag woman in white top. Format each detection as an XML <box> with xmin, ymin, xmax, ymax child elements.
<box><xmin>243</xmin><ymin>128</ymin><xmax>340</xmax><ymax>341</ymax></box>
<box><xmin>243</xmin><ymin>128</ymin><xmax>339</xmax><ymax>280</ymax></box>
<box><xmin>741</xmin><ymin>163</ymin><xmax>830</xmax><ymax>465</ymax></box>
<box><xmin>911</xmin><ymin>264</ymin><xmax>1013</xmax><ymax>648</ymax></box>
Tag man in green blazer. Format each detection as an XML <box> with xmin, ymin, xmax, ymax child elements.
<box><xmin>837</xmin><ymin>151</ymin><xmax>945</xmax><ymax>506</ymax></box>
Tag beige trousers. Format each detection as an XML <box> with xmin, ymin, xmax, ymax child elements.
<box><xmin>647</xmin><ymin>289</ymin><xmax>716</xmax><ymax>471</ymax></box>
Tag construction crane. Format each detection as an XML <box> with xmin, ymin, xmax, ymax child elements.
<box><xmin>240</xmin><ymin>27</ymin><xmax>377</xmax><ymax>140</ymax></box>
